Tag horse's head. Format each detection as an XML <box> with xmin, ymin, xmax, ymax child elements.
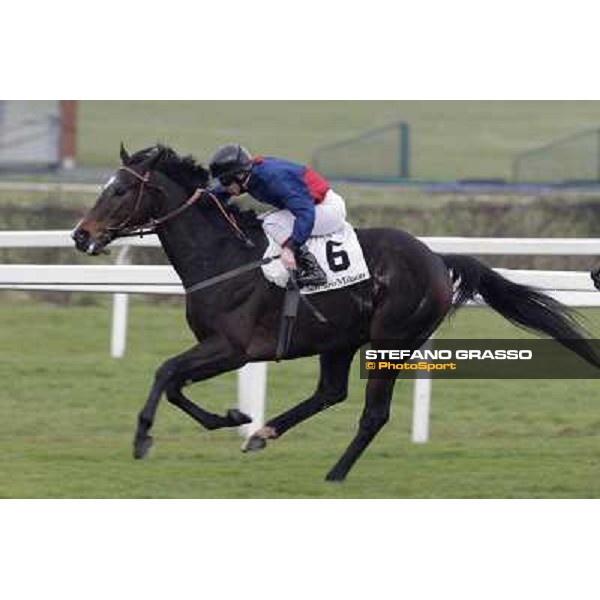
<box><xmin>72</xmin><ymin>143</ymin><xmax>168</xmax><ymax>255</ymax></box>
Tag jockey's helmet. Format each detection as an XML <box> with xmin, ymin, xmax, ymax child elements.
<box><xmin>209</xmin><ymin>144</ymin><xmax>252</xmax><ymax>186</ymax></box>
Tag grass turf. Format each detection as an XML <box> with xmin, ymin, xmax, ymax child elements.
<box><xmin>1</xmin><ymin>296</ymin><xmax>600</xmax><ymax>498</ymax></box>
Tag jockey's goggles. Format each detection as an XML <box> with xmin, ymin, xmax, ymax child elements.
<box><xmin>219</xmin><ymin>174</ymin><xmax>239</xmax><ymax>186</ymax></box>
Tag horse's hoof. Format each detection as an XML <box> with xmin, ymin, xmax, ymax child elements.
<box><xmin>133</xmin><ymin>435</ymin><xmax>153</xmax><ymax>459</ymax></box>
<box><xmin>325</xmin><ymin>471</ymin><xmax>346</xmax><ymax>483</ymax></box>
<box><xmin>226</xmin><ymin>408</ymin><xmax>252</xmax><ymax>426</ymax></box>
<box><xmin>241</xmin><ymin>435</ymin><xmax>267</xmax><ymax>453</ymax></box>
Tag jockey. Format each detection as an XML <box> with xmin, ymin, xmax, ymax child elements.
<box><xmin>208</xmin><ymin>144</ymin><xmax>347</xmax><ymax>288</ymax></box>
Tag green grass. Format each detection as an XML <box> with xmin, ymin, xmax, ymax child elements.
<box><xmin>77</xmin><ymin>100</ymin><xmax>600</xmax><ymax>179</ymax></box>
<box><xmin>3</xmin><ymin>100</ymin><xmax>600</xmax><ymax>497</ymax></box>
<box><xmin>2</xmin><ymin>295</ymin><xmax>600</xmax><ymax>498</ymax></box>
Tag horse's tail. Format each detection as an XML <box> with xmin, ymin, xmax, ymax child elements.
<box><xmin>441</xmin><ymin>253</ymin><xmax>600</xmax><ymax>368</ymax></box>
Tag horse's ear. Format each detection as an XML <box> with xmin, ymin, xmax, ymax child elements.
<box><xmin>120</xmin><ymin>142</ymin><xmax>130</xmax><ymax>164</ymax></box>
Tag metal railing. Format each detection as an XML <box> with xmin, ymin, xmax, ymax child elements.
<box><xmin>2</xmin><ymin>230</ymin><xmax>600</xmax><ymax>442</ymax></box>
<box><xmin>512</xmin><ymin>127</ymin><xmax>600</xmax><ymax>184</ymax></box>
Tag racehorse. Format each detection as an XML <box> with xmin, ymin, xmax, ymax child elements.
<box><xmin>72</xmin><ymin>144</ymin><xmax>600</xmax><ymax>481</ymax></box>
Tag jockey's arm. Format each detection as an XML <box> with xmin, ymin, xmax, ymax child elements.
<box><xmin>284</xmin><ymin>193</ymin><xmax>316</xmax><ymax>249</ymax></box>
<box><xmin>266</xmin><ymin>177</ymin><xmax>316</xmax><ymax>249</ymax></box>
<box><xmin>275</xmin><ymin>195</ymin><xmax>314</xmax><ymax>271</ymax></box>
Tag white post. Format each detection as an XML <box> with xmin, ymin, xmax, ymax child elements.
<box><xmin>110</xmin><ymin>246</ymin><xmax>131</xmax><ymax>358</ymax></box>
<box><xmin>237</xmin><ymin>362</ymin><xmax>267</xmax><ymax>438</ymax></box>
<box><xmin>412</xmin><ymin>337</ymin><xmax>433</xmax><ymax>443</ymax></box>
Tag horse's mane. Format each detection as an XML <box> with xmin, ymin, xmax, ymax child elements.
<box><xmin>129</xmin><ymin>144</ymin><xmax>262</xmax><ymax>233</ymax></box>
<box><xmin>129</xmin><ymin>144</ymin><xmax>210</xmax><ymax>193</ymax></box>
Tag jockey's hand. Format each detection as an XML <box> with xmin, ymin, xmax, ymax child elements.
<box><xmin>280</xmin><ymin>246</ymin><xmax>297</xmax><ymax>271</ymax></box>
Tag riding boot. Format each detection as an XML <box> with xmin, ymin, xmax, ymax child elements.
<box><xmin>295</xmin><ymin>244</ymin><xmax>327</xmax><ymax>288</ymax></box>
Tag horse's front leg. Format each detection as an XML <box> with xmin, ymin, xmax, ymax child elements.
<box><xmin>133</xmin><ymin>335</ymin><xmax>250</xmax><ymax>459</ymax></box>
<box><xmin>242</xmin><ymin>347</ymin><xmax>357</xmax><ymax>452</ymax></box>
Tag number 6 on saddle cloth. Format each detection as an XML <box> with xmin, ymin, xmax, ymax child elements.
<box><xmin>265</xmin><ymin>222</ymin><xmax>371</xmax><ymax>359</ymax></box>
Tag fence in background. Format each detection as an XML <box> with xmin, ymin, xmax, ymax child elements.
<box><xmin>512</xmin><ymin>126</ymin><xmax>600</xmax><ymax>184</ymax></box>
<box><xmin>2</xmin><ymin>231</ymin><xmax>600</xmax><ymax>442</ymax></box>
<box><xmin>311</xmin><ymin>121</ymin><xmax>410</xmax><ymax>183</ymax></box>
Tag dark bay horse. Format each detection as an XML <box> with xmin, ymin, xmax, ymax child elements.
<box><xmin>72</xmin><ymin>145</ymin><xmax>600</xmax><ymax>481</ymax></box>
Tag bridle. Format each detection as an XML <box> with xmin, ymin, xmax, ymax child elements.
<box><xmin>107</xmin><ymin>164</ymin><xmax>254</xmax><ymax>247</ymax></box>
<box><xmin>105</xmin><ymin>165</ymin><xmax>197</xmax><ymax>238</ymax></box>
<box><xmin>85</xmin><ymin>162</ymin><xmax>327</xmax><ymax>322</ymax></box>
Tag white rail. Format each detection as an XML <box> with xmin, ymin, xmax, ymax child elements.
<box><xmin>3</xmin><ymin>230</ymin><xmax>600</xmax><ymax>252</ymax></box>
<box><xmin>2</xmin><ymin>230</ymin><xmax>600</xmax><ymax>443</ymax></box>
<box><xmin>0</xmin><ymin>230</ymin><xmax>159</xmax><ymax>247</ymax></box>
<box><xmin>0</xmin><ymin>182</ymin><xmax>99</xmax><ymax>194</ymax></box>
<box><xmin>421</xmin><ymin>236</ymin><xmax>600</xmax><ymax>255</ymax></box>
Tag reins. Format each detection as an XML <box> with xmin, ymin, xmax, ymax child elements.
<box><xmin>113</xmin><ymin>165</ymin><xmax>254</xmax><ymax>248</ymax></box>
<box><xmin>107</xmin><ymin>163</ymin><xmax>328</xmax><ymax>323</ymax></box>
<box><xmin>116</xmin><ymin>186</ymin><xmax>204</xmax><ymax>238</ymax></box>
<box><xmin>203</xmin><ymin>190</ymin><xmax>255</xmax><ymax>248</ymax></box>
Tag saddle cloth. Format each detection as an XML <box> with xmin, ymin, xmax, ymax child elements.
<box><xmin>261</xmin><ymin>221</ymin><xmax>370</xmax><ymax>295</ymax></box>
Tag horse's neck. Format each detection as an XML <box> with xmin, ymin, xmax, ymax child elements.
<box><xmin>154</xmin><ymin>181</ymin><xmax>261</xmax><ymax>289</ymax></box>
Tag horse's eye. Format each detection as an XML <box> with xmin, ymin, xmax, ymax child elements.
<box><xmin>114</xmin><ymin>186</ymin><xmax>127</xmax><ymax>197</ymax></box>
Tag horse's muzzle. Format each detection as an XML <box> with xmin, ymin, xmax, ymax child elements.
<box><xmin>71</xmin><ymin>226</ymin><xmax>109</xmax><ymax>255</ymax></box>
<box><xmin>71</xmin><ymin>226</ymin><xmax>91</xmax><ymax>253</ymax></box>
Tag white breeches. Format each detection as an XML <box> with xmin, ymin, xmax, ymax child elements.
<box><xmin>261</xmin><ymin>189</ymin><xmax>347</xmax><ymax>246</ymax></box>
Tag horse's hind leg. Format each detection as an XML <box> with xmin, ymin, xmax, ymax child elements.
<box><xmin>243</xmin><ymin>347</ymin><xmax>358</xmax><ymax>452</ymax></box>
<box><xmin>325</xmin><ymin>279</ymin><xmax>450</xmax><ymax>481</ymax></box>
<box><xmin>325</xmin><ymin>373</ymin><xmax>398</xmax><ymax>482</ymax></box>
<box><xmin>134</xmin><ymin>335</ymin><xmax>250</xmax><ymax>459</ymax></box>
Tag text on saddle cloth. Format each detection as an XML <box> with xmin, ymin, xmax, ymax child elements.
<box><xmin>261</xmin><ymin>222</ymin><xmax>370</xmax><ymax>294</ymax></box>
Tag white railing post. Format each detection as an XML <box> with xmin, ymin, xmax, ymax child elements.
<box><xmin>412</xmin><ymin>337</ymin><xmax>433</xmax><ymax>443</ymax></box>
<box><xmin>110</xmin><ymin>246</ymin><xmax>131</xmax><ymax>358</ymax></box>
<box><xmin>237</xmin><ymin>362</ymin><xmax>267</xmax><ymax>438</ymax></box>
<box><xmin>3</xmin><ymin>231</ymin><xmax>600</xmax><ymax>443</ymax></box>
